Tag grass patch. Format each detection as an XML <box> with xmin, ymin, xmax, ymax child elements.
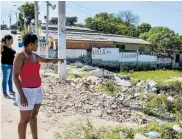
<box><xmin>117</xmin><ymin>70</ymin><xmax>182</xmax><ymax>84</ymax></box>
<box><xmin>58</xmin><ymin>118</ymin><xmax>182</xmax><ymax>139</ymax></box>
<box><xmin>165</xmin><ymin>81</ymin><xmax>182</xmax><ymax>91</ymax></box>
<box><xmin>67</xmin><ymin>65</ymin><xmax>92</xmax><ymax>79</ymax></box>
<box><xmin>67</xmin><ymin>72</ymin><xmax>91</xmax><ymax>79</ymax></box>
<box><xmin>97</xmin><ymin>80</ymin><xmax>120</xmax><ymax>96</ymax></box>
<box><xmin>105</xmin><ymin>121</ymin><xmax>182</xmax><ymax>139</ymax></box>
<box><xmin>143</xmin><ymin>93</ymin><xmax>182</xmax><ymax>121</ymax></box>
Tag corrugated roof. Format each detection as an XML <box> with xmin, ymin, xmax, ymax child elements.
<box><xmin>40</xmin><ymin>31</ymin><xmax>150</xmax><ymax>45</ymax></box>
<box><xmin>41</xmin><ymin>24</ymin><xmax>97</xmax><ymax>32</ymax></box>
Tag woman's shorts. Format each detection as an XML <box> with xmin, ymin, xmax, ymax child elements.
<box><xmin>16</xmin><ymin>87</ymin><xmax>42</xmax><ymax>111</ymax></box>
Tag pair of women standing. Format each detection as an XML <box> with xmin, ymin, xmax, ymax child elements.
<box><xmin>2</xmin><ymin>33</ymin><xmax>64</xmax><ymax>139</ymax></box>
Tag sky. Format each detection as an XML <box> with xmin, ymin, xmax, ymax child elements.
<box><xmin>0</xmin><ymin>1</ymin><xmax>182</xmax><ymax>35</ymax></box>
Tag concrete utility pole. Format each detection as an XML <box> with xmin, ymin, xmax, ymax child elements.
<box><xmin>22</xmin><ymin>9</ymin><xmax>26</xmax><ymax>33</ymax></box>
<box><xmin>46</xmin><ymin>1</ymin><xmax>49</xmax><ymax>58</ymax></box>
<box><xmin>9</xmin><ymin>14</ymin><xmax>12</xmax><ymax>30</ymax></box>
<box><xmin>34</xmin><ymin>1</ymin><xmax>40</xmax><ymax>54</ymax></box>
<box><xmin>16</xmin><ymin>12</ymin><xmax>18</xmax><ymax>29</ymax></box>
<box><xmin>12</xmin><ymin>5</ymin><xmax>19</xmax><ymax>29</ymax></box>
<box><xmin>58</xmin><ymin>1</ymin><xmax>66</xmax><ymax>80</ymax></box>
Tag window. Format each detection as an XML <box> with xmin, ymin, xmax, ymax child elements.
<box><xmin>176</xmin><ymin>54</ymin><xmax>180</xmax><ymax>63</ymax></box>
<box><xmin>116</xmin><ymin>44</ymin><xmax>125</xmax><ymax>52</ymax></box>
<box><xmin>139</xmin><ymin>47</ymin><xmax>145</xmax><ymax>52</ymax></box>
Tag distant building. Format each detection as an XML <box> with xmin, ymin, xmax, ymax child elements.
<box><xmin>37</xmin><ymin>24</ymin><xmax>151</xmax><ymax>54</ymax></box>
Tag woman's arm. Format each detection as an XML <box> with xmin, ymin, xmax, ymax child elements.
<box><xmin>35</xmin><ymin>53</ymin><xmax>65</xmax><ymax>63</ymax></box>
<box><xmin>0</xmin><ymin>43</ymin><xmax>4</xmax><ymax>52</ymax></box>
<box><xmin>13</xmin><ymin>53</ymin><xmax>28</xmax><ymax>106</ymax></box>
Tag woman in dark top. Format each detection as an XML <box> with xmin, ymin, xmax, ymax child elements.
<box><xmin>1</xmin><ymin>34</ymin><xmax>16</xmax><ymax>98</ymax></box>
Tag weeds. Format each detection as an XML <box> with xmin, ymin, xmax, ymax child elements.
<box><xmin>118</xmin><ymin>70</ymin><xmax>182</xmax><ymax>84</ymax></box>
<box><xmin>143</xmin><ymin>93</ymin><xmax>182</xmax><ymax>122</ymax></box>
<box><xmin>98</xmin><ymin>80</ymin><xmax>120</xmax><ymax>96</ymax></box>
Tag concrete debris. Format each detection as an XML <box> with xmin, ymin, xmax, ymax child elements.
<box><xmin>173</xmin><ymin>124</ymin><xmax>182</xmax><ymax>133</ymax></box>
<box><xmin>40</xmin><ymin>64</ymin><xmax>182</xmax><ymax>130</ymax></box>
<box><xmin>134</xmin><ymin>134</ymin><xmax>148</xmax><ymax>139</ymax></box>
<box><xmin>119</xmin><ymin>131</ymin><xmax>126</xmax><ymax>138</ymax></box>
<box><xmin>73</xmin><ymin>62</ymin><xmax>84</xmax><ymax>68</ymax></box>
<box><xmin>92</xmin><ymin>69</ymin><xmax>114</xmax><ymax>78</ymax></box>
<box><xmin>146</xmin><ymin>131</ymin><xmax>160</xmax><ymax>139</ymax></box>
<box><xmin>115</xmin><ymin>76</ymin><xmax>131</xmax><ymax>87</ymax></box>
<box><xmin>82</xmin><ymin>65</ymin><xmax>96</xmax><ymax>71</ymax></box>
<box><xmin>167</xmin><ymin>96</ymin><xmax>174</xmax><ymax>103</ymax></box>
<box><xmin>41</xmin><ymin>75</ymin><xmax>151</xmax><ymax>125</ymax></box>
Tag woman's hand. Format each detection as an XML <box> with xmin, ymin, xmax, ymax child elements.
<box><xmin>20</xmin><ymin>95</ymin><xmax>28</xmax><ymax>107</ymax></box>
<box><xmin>59</xmin><ymin>59</ymin><xmax>64</xmax><ymax>63</ymax></box>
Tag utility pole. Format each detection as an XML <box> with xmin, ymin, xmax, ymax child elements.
<box><xmin>13</xmin><ymin>5</ymin><xmax>19</xmax><ymax>30</ymax></box>
<box><xmin>34</xmin><ymin>1</ymin><xmax>40</xmax><ymax>54</ymax></box>
<box><xmin>58</xmin><ymin>1</ymin><xmax>66</xmax><ymax>80</ymax></box>
<box><xmin>16</xmin><ymin>12</ymin><xmax>18</xmax><ymax>29</ymax></box>
<box><xmin>9</xmin><ymin>14</ymin><xmax>12</xmax><ymax>30</ymax></box>
<box><xmin>46</xmin><ymin>1</ymin><xmax>49</xmax><ymax>58</ymax></box>
<box><xmin>23</xmin><ymin>9</ymin><xmax>26</xmax><ymax>33</ymax></box>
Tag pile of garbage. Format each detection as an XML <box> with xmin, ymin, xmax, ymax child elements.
<box><xmin>41</xmin><ymin>75</ymin><xmax>150</xmax><ymax>125</ymax></box>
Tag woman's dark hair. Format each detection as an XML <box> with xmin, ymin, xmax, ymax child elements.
<box><xmin>23</xmin><ymin>33</ymin><xmax>38</xmax><ymax>47</ymax></box>
<box><xmin>1</xmin><ymin>34</ymin><xmax>13</xmax><ymax>43</ymax></box>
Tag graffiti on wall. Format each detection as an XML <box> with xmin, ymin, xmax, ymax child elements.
<box><xmin>120</xmin><ymin>53</ymin><xmax>137</xmax><ymax>62</ymax></box>
<box><xmin>92</xmin><ymin>48</ymin><xmax>119</xmax><ymax>61</ymax></box>
<box><xmin>157</xmin><ymin>58</ymin><xmax>172</xmax><ymax>64</ymax></box>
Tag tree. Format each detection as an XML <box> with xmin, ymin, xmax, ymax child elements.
<box><xmin>49</xmin><ymin>16</ymin><xmax>78</xmax><ymax>26</ymax></box>
<box><xmin>74</xmin><ymin>23</ymin><xmax>85</xmax><ymax>28</ymax></box>
<box><xmin>66</xmin><ymin>16</ymin><xmax>77</xmax><ymax>26</ymax></box>
<box><xmin>137</xmin><ymin>23</ymin><xmax>151</xmax><ymax>34</ymax></box>
<box><xmin>85</xmin><ymin>12</ymin><xmax>140</xmax><ymax>37</ymax></box>
<box><xmin>18</xmin><ymin>2</ymin><xmax>35</xmax><ymax>31</ymax></box>
<box><xmin>117</xmin><ymin>10</ymin><xmax>139</xmax><ymax>25</ymax></box>
<box><xmin>49</xmin><ymin>17</ymin><xmax>58</xmax><ymax>25</ymax></box>
<box><xmin>140</xmin><ymin>27</ymin><xmax>182</xmax><ymax>56</ymax></box>
<box><xmin>85</xmin><ymin>12</ymin><xmax>121</xmax><ymax>34</ymax></box>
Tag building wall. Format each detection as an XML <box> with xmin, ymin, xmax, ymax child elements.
<box><xmin>41</xmin><ymin>39</ymin><xmax>150</xmax><ymax>53</ymax></box>
<box><xmin>125</xmin><ymin>43</ymin><xmax>150</xmax><ymax>53</ymax></box>
<box><xmin>66</xmin><ymin>41</ymin><xmax>91</xmax><ymax>49</ymax></box>
<box><xmin>92</xmin><ymin>47</ymin><xmax>157</xmax><ymax>69</ymax></box>
<box><xmin>66</xmin><ymin>40</ymin><xmax>114</xmax><ymax>49</ymax></box>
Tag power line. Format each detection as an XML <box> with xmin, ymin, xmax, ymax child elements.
<box><xmin>148</xmin><ymin>1</ymin><xmax>182</xmax><ymax>13</ymax></box>
<box><xmin>66</xmin><ymin>5</ymin><xmax>87</xmax><ymax>15</ymax></box>
<box><xmin>71</xmin><ymin>2</ymin><xmax>97</xmax><ymax>13</ymax></box>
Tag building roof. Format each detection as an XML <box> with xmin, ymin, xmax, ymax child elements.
<box><xmin>40</xmin><ymin>31</ymin><xmax>151</xmax><ymax>45</ymax></box>
<box><xmin>38</xmin><ymin>24</ymin><xmax>150</xmax><ymax>45</ymax></box>
<box><xmin>40</xmin><ymin>24</ymin><xmax>97</xmax><ymax>33</ymax></box>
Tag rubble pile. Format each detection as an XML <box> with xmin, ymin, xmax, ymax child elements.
<box><xmin>40</xmin><ymin>63</ymin><xmax>181</xmax><ymax>126</ymax></box>
<box><xmin>41</xmin><ymin>75</ymin><xmax>150</xmax><ymax>124</ymax></box>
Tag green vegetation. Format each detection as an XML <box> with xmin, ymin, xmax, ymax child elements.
<box><xmin>118</xmin><ymin>70</ymin><xmax>182</xmax><ymax>85</ymax></box>
<box><xmin>57</xmin><ymin>118</ymin><xmax>182</xmax><ymax>139</ymax></box>
<box><xmin>165</xmin><ymin>81</ymin><xmax>182</xmax><ymax>92</ymax></box>
<box><xmin>98</xmin><ymin>80</ymin><xmax>120</xmax><ymax>96</ymax></box>
<box><xmin>67</xmin><ymin>65</ymin><xmax>92</xmax><ymax>79</ymax></box>
<box><xmin>143</xmin><ymin>93</ymin><xmax>182</xmax><ymax>121</ymax></box>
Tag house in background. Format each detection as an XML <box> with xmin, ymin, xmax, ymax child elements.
<box><xmin>28</xmin><ymin>23</ymin><xmax>182</xmax><ymax>69</ymax></box>
<box><xmin>37</xmin><ymin>24</ymin><xmax>151</xmax><ymax>55</ymax></box>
